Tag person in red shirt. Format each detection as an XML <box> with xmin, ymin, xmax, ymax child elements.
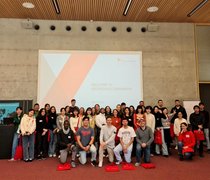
<box><xmin>111</xmin><ymin>109</ymin><xmax>121</xmax><ymax>144</ymax></box>
<box><xmin>178</xmin><ymin>122</ymin><xmax>195</xmax><ymax>161</ymax></box>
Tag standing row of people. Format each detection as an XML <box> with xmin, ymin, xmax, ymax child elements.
<box><xmin>9</xmin><ymin>99</ymin><xmax>209</xmax><ymax>166</ymax></box>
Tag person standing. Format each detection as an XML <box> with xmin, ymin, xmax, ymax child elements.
<box><xmin>48</xmin><ymin>106</ymin><xmax>57</xmax><ymax>157</ymax></box>
<box><xmin>36</xmin><ymin>108</ymin><xmax>49</xmax><ymax>159</ymax></box>
<box><xmin>20</xmin><ymin>109</ymin><xmax>36</xmax><ymax>162</ymax></box>
<box><xmin>135</xmin><ymin>118</ymin><xmax>154</xmax><ymax>166</ymax></box>
<box><xmin>190</xmin><ymin>105</ymin><xmax>205</xmax><ymax>157</ymax></box>
<box><xmin>57</xmin><ymin>120</ymin><xmax>76</xmax><ymax>167</ymax></box>
<box><xmin>170</xmin><ymin>100</ymin><xmax>187</xmax><ymax>124</ymax></box>
<box><xmin>114</xmin><ymin>119</ymin><xmax>136</xmax><ymax>164</ymax></box>
<box><xmin>174</xmin><ymin>112</ymin><xmax>188</xmax><ymax>149</ymax></box>
<box><xmin>76</xmin><ymin>116</ymin><xmax>97</xmax><ymax>166</ymax></box>
<box><xmin>199</xmin><ymin>102</ymin><xmax>210</xmax><ymax>152</ymax></box>
<box><xmin>98</xmin><ymin>116</ymin><xmax>116</xmax><ymax>167</ymax></box>
<box><xmin>9</xmin><ymin>107</ymin><xmax>23</xmax><ymax>161</ymax></box>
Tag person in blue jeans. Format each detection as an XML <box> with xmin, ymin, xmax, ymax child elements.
<box><xmin>20</xmin><ymin>109</ymin><xmax>36</xmax><ymax>162</ymax></box>
<box><xmin>9</xmin><ymin>107</ymin><xmax>23</xmax><ymax>161</ymax></box>
<box><xmin>76</xmin><ymin>116</ymin><xmax>97</xmax><ymax>167</ymax></box>
<box><xmin>135</xmin><ymin>118</ymin><xmax>154</xmax><ymax>166</ymax></box>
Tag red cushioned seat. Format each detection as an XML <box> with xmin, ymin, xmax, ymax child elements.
<box><xmin>105</xmin><ymin>164</ymin><xmax>120</xmax><ymax>172</ymax></box>
<box><xmin>122</xmin><ymin>163</ymin><xmax>135</xmax><ymax>170</ymax></box>
<box><xmin>57</xmin><ymin>163</ymin><xmax>71</xmax><ymax>171</ymax></box>
<box><xmin>141</xmin><ymin>163</ymin><xmax>156</xmax><ymax>169</ymax></box>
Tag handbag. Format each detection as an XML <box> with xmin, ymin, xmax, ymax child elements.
<box><xmin>170</xmin><ymin>124</ymin><xmax>175</xmax><ymax>138</ymax></box>
<box><xmin>14</xmin><ymin>136</ymin><xmax>23</xmax><ymax>160</ymax></box>
<box><xmin>154</xmin><ymin>130</ymin><xmax>162</xmax><ymax>145</ymax></box>
<box><xmin>194</xmin><ymin>130</ymin><xmax>205</xmax><ymax>141</ymax></box>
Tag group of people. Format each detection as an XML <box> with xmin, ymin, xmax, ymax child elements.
<box><xmin>9</xmin><ymin>99</ymin><xmax>210</xmax><ymax>168</ymax></box>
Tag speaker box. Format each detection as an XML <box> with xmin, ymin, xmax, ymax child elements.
<box><xmin>147</xmin><ymin>24</ymin><xmax>159</xmax><ymax>32</ymax></box>
<box><xmin>21</xmin><ymin>20</ymin><xmax>34</xmax><ymax>29</ymax></box>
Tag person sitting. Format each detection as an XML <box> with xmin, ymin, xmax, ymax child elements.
<box><xmin>57</xmin><ymin>120</ymin><xmax>76</xmax><ymax>167</ymax></box>
<box><xmin>135</xmin><ymin>118</ymin><xmax>154</xmax><ymax>166</ymax></box>
<box><xmin>76</xmin><ymin>116</ymin><xmax>97</xmax><ymax>166</ymax></box>
<box><xmin>114</xmin><ymin>118</ymin><xmax>136</xmax><ymax>164</ymax></box>
<box><xmin>178</xmin><ymin>122</ymin><xmax>195</xmax><ymax>161</ymax></box>
<box><xmin>98</xmin><ymin>116</ymin><xmax>117</xmax><ymax>167</ymax></box>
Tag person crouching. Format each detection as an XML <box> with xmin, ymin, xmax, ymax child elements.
<box><xmin>57</xmin><ymin>120</ymin><xmax>76</xmax><ymax>167</ymax></box>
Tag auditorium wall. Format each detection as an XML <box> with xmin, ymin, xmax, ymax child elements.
<box><xmin>0</xmin><ymin>18</ymin><xmax>198</xmax><ymax>109</ymax></box>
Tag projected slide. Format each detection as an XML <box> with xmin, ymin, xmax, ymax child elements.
<box><xmin>38</xmin><ymin>51</ymin><xmax>142</xmax><ymax>110</ymax></box>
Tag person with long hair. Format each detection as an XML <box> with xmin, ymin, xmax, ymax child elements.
<box><xmin>36</xmin><ymin>108</ymin><xmax>49</xmax><ymax>159</ymax></box>
<box><xmin>161</xmin><ymin>107</ymin><xmax>175</xmax><ymax>156</ymax></box>
<box><xmin>70</xmin><ymin>107</ymin><xmax>82</xmax><ymax>135</ymax></box>
<box><xmin>174</xmin><ymin>112</ymin><xmax>187</xmax><ymax>150</ymax></box>
<box><xmin>178</xmin><ymin>122</ymin><xmax>195</xmax><ymax>161</ymax></box>
<box><xmin>20</xmin><ymin>109</ymin><xmax>36</xmax><ymax>162</ymax></box>
<box><xmin>152</xmin><ymin>106</ymin><xmax>167</xmax><ymax>156</ymax></box>
<box><xmin>105</xmin><ymin>106</ymin><xmax>112</xmax><ymax>117</ymax></box>
<box><xmin>44</xmin><ymin>103</ymin><xmax>50</xmax><ymax>116</ymax></box>
<box><xmin>111</xmin><ymin>109</ymin><xmax>121</xmax><ymax>144</ymax></box>
<box><xmin>122</xmin><ymin>107</ymin><xmax>134</xmax><ymax>128</ymax></box>
<box><xmin>48</xmin><ymin>106</ymin><xmax>57</xmax><ymax>157</ymax></box>
<box><xmin>85</xmin><ymin>107</ymin><xmax>95</xmax><ymax>129</ymax></box>
<box><xmin>56</xmin><ymin>108</ymin><xmax>69</xmax><ymax>130</ymax></box>
<box><xmin>134</xmin><ymin>105</ymin><xmax>144</xmax><ymax>131</ymax></box>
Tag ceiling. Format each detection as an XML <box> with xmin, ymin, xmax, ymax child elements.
<box><xmin>0</xmin><ymin>0</ymin><xmax>210</xmax><ymax>23</ymax></box>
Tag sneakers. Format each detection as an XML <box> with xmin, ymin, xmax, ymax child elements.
<box><xmin>115</xmin><ymin>160</ymin><xmax>122</xmax><ymax>165</ymax></box>
<box><xmin>8</xmin><ymin>158</ymin><xmax>15</xmax><ymax>162</ymax></box>
<box><xmin>76</xmin><ymin>153</ymin><xmax>80</xmax><ymax>158</ymax></box>
<box><xmin>98</xmin><ymin>161</ymin><xmax>103</xmax><ymax>168</ymax></box>
<box><xmin>91</xmin><ymin>160</ymin><xmax>97</xmax><ymax>167</ymax></box>
<box><xmin>53</xmin><ymin>154</ymin><xmax>56</xmax><ymax>157</ymax></box>
<box><xmin>175</xmin><ymin>146</ymin><xmax>178</xmax><ymax>150</ymax></box>
<box><xmin>28</xmin><ymin>158</ymin><xmax>33</xmax><ymax>162</ymax></box>
<box><xmin>71</xmin><ymin>161</ymin><xmax>76</xmax><ymax>168</ymax></box>
<box><xmin>135</xmin><ymin>162</ymin><xmax>140</xmax><ymax>167</ymax></box>
<box><xmin>49</xmin><ymin>154</ymin><xmax>53</xmax><ymax>158</ymax></box>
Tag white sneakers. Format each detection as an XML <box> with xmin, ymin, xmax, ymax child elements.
<box><xmin>98</xmin><ymin>161</ymin><xmax>102</xmax><ymax>168</ymax></box>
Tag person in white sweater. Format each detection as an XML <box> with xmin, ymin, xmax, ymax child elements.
<box><xmin>20</xmin><ymin>109</ymin><xmax>36</xmax><ymax>162</ymax></box>
<box><xmin>95</xmin><ymin>108</ymin><xmax>106</xmax><ymax>129</ymax></box>
<box><xmin>95</xmin><ymin>108</ymin><xmax>106</xmax><ymax>149</ymax></box>
<box><xmin>98</xmin><ymin>116</ymin><xmax>117</xmax><ymax>167</ymax></box>
<box><xmin>70</xmin><ymin>107</ymin><xmax>82</xmax><ymax>134</ymax></box>
<box><xmin>145</xmin><ymin>106</ymin><xmax>155</xmax><ymax>132</ymax></box>
<box><xmin>173</xmin><ymin>111</ymin><xmax>187</xmax><ymax>149</ymax></box>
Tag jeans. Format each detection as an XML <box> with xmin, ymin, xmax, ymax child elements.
<box><xmin>114</xmin><ymin>143</ymin><xmax>133</xmax><ymax>163</ymax></box>
<box><xmin>79</xmin><ymin>144</ymin><xmax>97</xmax><ymax>164</ymax></box>
<box><xmin>22</xmin><ymin>133</ymin><xmax>35</xmax><ymax>160</ymax></box>
<box><xmin>178</xmin><ymin>142</ymin><xmax>192</xmax><ymax>159</ymax></box>
<box><xmin>136</xmin><ymin>143</ymin><xmax>150</xmax><ymax>163</ymax></box>
<box><xmin>204</xmin><ymin>128</ymin><xmax>210</xmax><ymax>149</ymax></box>
<box><xmin>155</xmin><ymin>128</ymin><xmax>168</xmax><ymax>155</ymax></box>
<box><xmin>11</xmin><ymin>132</ymin><xmax>19</xmax><ymax>158</ymax></box>
<box><xmin>48</xmin><ymin>130</ymin><xmax>57</xmax><ymax>155</ymax></box>
<box><xmin>60</xmin><ymin>145</ymin><xmax>76</xmax><ymax>164</ymax></box>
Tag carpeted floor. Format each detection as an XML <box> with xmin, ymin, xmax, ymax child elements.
<box><xmin>1</xmin><ymin>150</ymin><xmax>210</xmax><ymax>180</ymax></box>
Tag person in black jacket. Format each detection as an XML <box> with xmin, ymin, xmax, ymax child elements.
<box><xmin>199</xmin><ymin>102</ymin><xmax>210</xmax><ymax>152</ymax></box>
<box><xmin>48</xmin><ymin>106</ymin><xmax>58</xmax><ymax>157</ymax></box>
<box><xmin>36</xmin><ymin>108</ymin><xmax>48</xmax><ymax>159</ymax></box>
<box><xmin>9</xmin><ymin>107</ymin><xmax>23</xmax><ymax>161</ymax></box>
<box><xmin>170</xmin><ymin>100</ymin><xmax>187</xmax><ymax>124</ymax></box>
<box><xmin>57</xmin><ymin>120</ymin><xmax>76</xmax><ymax>167</ymax></box>
<box><xmin>190</xmin><ymin>105</ymin><xmax>205</xmax><ymax>157</ymax></box>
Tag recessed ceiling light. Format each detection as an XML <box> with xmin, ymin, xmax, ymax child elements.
<box><xmin>22</xmin><ymin>2</ymin><xmax>35</xmax><ymax>9</ymax></box>
<box><xmin>147</xmin><ymin>6</ymin><xmax>158</xmax><ymax>13</ymax></box>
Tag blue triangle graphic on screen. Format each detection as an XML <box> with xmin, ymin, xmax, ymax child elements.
<box><xmin>43</xmin><ymin>53</ymin><xmax>70</xmax><ymax>77</ymax></box>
